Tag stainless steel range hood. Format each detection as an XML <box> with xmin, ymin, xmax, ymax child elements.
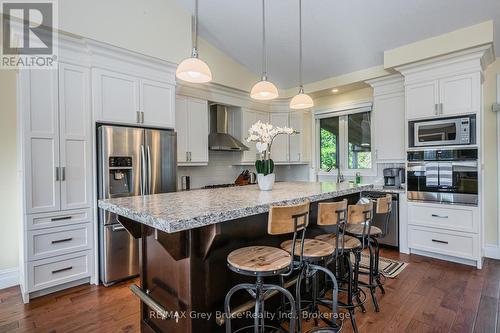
<box><xmin>209</xmin><ymin>104</ymin><xmax>249</xmax><ymax>151</ymax></box>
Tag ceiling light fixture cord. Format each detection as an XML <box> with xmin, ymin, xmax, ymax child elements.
<box><xmin>262</xmin><ymin>0</ymin><xmax>267</xmax><ymax>80</ymax></box>
<box><xmin>298</xmin><ymin>0</ymin><xmax>303</xmax><ymax>90</ymax></box>
<box><xmin>192</xmin><ymin>0</ymin><xmax>199</xmax><ymax>57</ymax></box>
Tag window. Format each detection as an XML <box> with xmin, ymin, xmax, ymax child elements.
<box><xmin>318</xmin><ymin>110</ymin><xmax>372</xmax><ymax>172</ymax></box>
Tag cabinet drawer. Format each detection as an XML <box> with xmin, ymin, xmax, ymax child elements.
<box><xmin>28</xmin><ymin>224</ymin><xmax>92</xmax><ymax>261</ymax></box>
<box><xmin>28</xmin><ymin>209</ymin><xmax>92</xmax><ymax>230</ymax></box>
<box><xmin>408</xmin><ymin>204</ymin><xmax>477</xmax><ymax>233</ymax></box>
<box><xmin>28</xmin><ymin>251</ymin><xmax>92</xmax><ymax>292</ymax></box>
<box><xmin>408</xmin><ymin>226</ymin><xmax>478</xmax><ymax>260</ymax></box>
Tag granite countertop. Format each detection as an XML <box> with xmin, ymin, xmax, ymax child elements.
<box><xmin>370</xmin><ymin>185</ymin><xmax>407</xmax><ymax>194</ymax></box>
<box><xmin>98</xmin><ymin>181</ymin><xmax>374</xmax><ymax>233</ymax></box>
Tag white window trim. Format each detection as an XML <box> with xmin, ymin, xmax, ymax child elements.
<box><xmin>313</xmin><ymin>101</ymin><xmax>376</xmax><ymax>178</ymax></box>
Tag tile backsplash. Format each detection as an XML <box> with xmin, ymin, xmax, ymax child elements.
<box><xmin>177</xmin><ymin>151</ymin><xmax>311</xmax><ymax>190</ymax></box>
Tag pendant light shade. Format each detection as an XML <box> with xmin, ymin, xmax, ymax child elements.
<box><xmin>176</xmin><ymin>51</ymin><xmax>212</xmax><ymax>83</ymax></box>
<box><xmin>250</xmin><ymin>77</ymin><xmax>279</xmax><ymax>100</ymax></box>
<box><xmin>290</xmin><ymin>88</ymin><xmax>314</xmax><ymax>109</ymax></box>
<box><xmin>176</xmin><ymin>0</ymin><xmax>212</xmax><ymax>84</ymax></box>
<box><xmin>251</xmin><ymin>0</ymin><xmax>279</xmax><ymax>100</ymax></box>
<box><xmin>290</xmin><ymin>0</ymin><xmax>313</xmax><ymax>110</ymax></box>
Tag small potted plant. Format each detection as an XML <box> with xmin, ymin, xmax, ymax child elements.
<box><xmin>246</xmin><ymin>121</ymin><xmax>296</xmax><ymax>191</ymax></box>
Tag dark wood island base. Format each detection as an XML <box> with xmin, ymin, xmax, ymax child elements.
<box><xmin>118</xmin><ymin>194</ymin><xmax>360</xmax><ymax>333</ymax></box>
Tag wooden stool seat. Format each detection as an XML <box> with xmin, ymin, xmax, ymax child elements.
<box><xmin>280</xmin><ymin>238</ymin><xmax>335</xmax><ymax>258</ymax></box>
<box><xmin>344</xmin><ymin>224</ymin><xmax>382</xmax><ymax>236</ymax></box>
<box><xmin>314</xmin><ymin>233</ymin><xmax>362</xmax><ymax>250</ymax></box>
<box><xmin>227</xmin><ymin>246</ymin><xmax>291</xmax><ymax>273</ymax></box>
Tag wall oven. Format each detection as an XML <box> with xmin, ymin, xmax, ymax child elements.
<box><xmin>407</xmin><ymin>148</ymin><xmax>478</xmax><ymax>205</ymax></box>
<box><xmin>409</xmin><ymin>115</ymin><xmax>476</xmax><ymax>147</ymax></box>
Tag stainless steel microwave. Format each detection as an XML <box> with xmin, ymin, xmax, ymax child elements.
<box><xmin>409</xmin><ymin>115</ymin><xmax>476</xmax><ymax>147</ymax></box>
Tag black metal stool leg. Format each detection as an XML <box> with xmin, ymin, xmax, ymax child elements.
<box><xmin>224</xmin><ymin>283</ymin><xmax>255</xmax><ymax>333</ymax></box>
<box><xmin>262</xmin><ymin>284</ymin><xmax>296</xmax><ymax>333</ymax></box>
<box><xmin>373</xmin><ymin>237</ymin><xmax>386</xmax><ymax>294</ymax></box>
<box><xmin>368</xmin><ymin>242</ymin><xmax>380</xmax><ymax>312</ymax></box>
<box><xmin>295</xmin><ymin>267</ymin><xmax>304</xmax><ymax>333</ymax></box>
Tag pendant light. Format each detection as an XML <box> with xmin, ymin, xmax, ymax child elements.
<box><xmin>250</xmin><ymin>0</ymin><xmax>279</xmax><ymax>100</ymax></box>
<box><xmin>289</xmin><ymin>0</ymin><xmax>313</xmax><ymax>109</ymax></box>
<box><xmin>176</xmin><ymin>0</ymin><xmax>212</xmax><ymax>83</ymax></box>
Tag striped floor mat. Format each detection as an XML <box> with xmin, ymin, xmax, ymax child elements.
<box><xmin>356</xmin><ymin>253</ymin><xmax>408</xmax><ymax>278</ymax></box>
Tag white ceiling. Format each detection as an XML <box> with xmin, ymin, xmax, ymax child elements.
<box><xmin>176</xmin><ymin>0</ymin><xmax>500</xmax><ymax>89</ymax></box>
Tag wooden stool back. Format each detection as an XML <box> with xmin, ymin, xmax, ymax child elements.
<box><xmin>268</xmin><ymin>200</ymin><xmax>310</xmax><ymax>235</ymax></box>
<box><xmin>347</xmin><ymin>202</ymin><xmax>374</xmax><ymax>224</ymax></box>
<box><xmin>317</xmin><ymin>199</ymin><xmax>348</xmax><ymax>226</ymax></box>
<box><xmin>376</xmin><ymin>194</ymin><xmax>392</xmax><ymax>214</ymax></box>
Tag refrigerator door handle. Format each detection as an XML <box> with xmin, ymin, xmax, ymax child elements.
<box><xmin>140</xmin><ymin>145</ymin><xmax>146</xmax><ymax>195</ymax></box>
<box><xmin>147</xmin><ymin>145</ymin><xmax>152</xmax><ymax>195</ymax></box>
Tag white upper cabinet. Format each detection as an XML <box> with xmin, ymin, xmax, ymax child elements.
<box><xmin>140</xmin><ymin>79</ymin><xmax>175</xmax><ymax>129</ymax></box>
<box><xmin>405</xmin><ymin>80</ymin><xmax>439</xmax><ymax>119</ymax></box>
<box><xmin>92</xmin><ymin>69</ymin><xmax>139</xmax><ymax>124</ymax></box>
<box><xmin>270</xmin><ymin>113</ymin><xmax>290</xmax><ymax>163</ymax></box>
<box><xmin>398</xmin><ymin>49</ymin><xmax>487</xmax><ymax>121</ymax></box>
<box><xmin>439</xmin><ymin>72</ymin><xmax>480</xmax><ymax>116</ymax></box>
<box><xmin>289</xmin><ymin>111</ymin><xmax>311</xmax><ymax>163</ymax></box>
<box><xmin>93</xmin><ymin>69</ymin><xmax>175</xmax><ymax>128</ymax></box>
<box><xmin>23</xmin><ymin>69</ymin><xmax>61</xmax><ymax>213</ymax></box>
<box><xmin>22</xmin><ymin>63</ymin><xmax>92</xmax><ymax>214</ymax></box>
<box><xmin>367</xmin><ymin>75</ymin><xmax>406</xmax><ymax>162</ymax></box>
<box><xmin>58</xmin><ymin>64</ymin><xmax>92</xmax><ymax>210</ymax></box>
<box><xmin>175</xmin><ymin>96</ymin><xmax>208</xmax><ymax>165</ymax></box>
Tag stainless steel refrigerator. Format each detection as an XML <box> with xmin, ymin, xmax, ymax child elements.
<box><xmin>97</xmin><ymin>125</ymin><xmax>176</xmax><ymax>286</ymax></box>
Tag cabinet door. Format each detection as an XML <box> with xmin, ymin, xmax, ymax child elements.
<box><xmin>439</xmin><ymin>73</ymin><xmax>480</xmax><ymax>116</ymax></box>
<box><xmin>23</xmin><ymin>69</ymin><xmax>61</xmax><ymax>213</ymax></box>
<box><xmin>175</xmin><ymin>96</ymin><xmax>189</xmax><ymax>163</ymax></box>
<box><xmin>289</xmin><ymin>112</ymin><xmax>305</xmax><ymax>162</ymax></box>
<box><xmin>270</xmin><ymin>113</ymin><xmax>289</xmax><ymax>162</ymax></box>
<box><xmin>92</xmin><ymin>69</ymin><xmax>139</xmax><ymax>124</ymax></box>
<box><xmin>406</xmin><ymin>80</ymin><xmax>439</xmax><ymax>120</ymax></box>
<box><xmin>373</xmin><ymin>93</ymin><xmax>405</xmax><ymax>161</ymax></box>
<box><xmin>58</xmin><ymin>63</ymin><xmax>92</xmax><ymax>210</ymax></box>
<box><xmin>241</xmin><ymin>110</ymin><xmax>258</xmax><ymax>163</ymax></box>
<box><xmin>140</xmin><ymin>79</ymin><xmax>175</xmax><ymax>129</ymax></box>
<box><xmin>187</xmin><ymin>98</ymin><xmax>209</xmax><ymax>163</ymax></box>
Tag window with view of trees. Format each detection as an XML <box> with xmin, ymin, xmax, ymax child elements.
<box><xmin>319</xmin><ymin>111</ymin><xmax>372</xmax><ymax>172</ymax></box>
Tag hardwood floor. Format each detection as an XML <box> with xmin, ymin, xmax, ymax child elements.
<box><xmin>1</xmin><ymin>250</ymin><xmax>499</xmax><ymax>333</ymax></box>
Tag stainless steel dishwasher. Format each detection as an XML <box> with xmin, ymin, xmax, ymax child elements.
<box><xmin>361</xmin><ymin>191</ymin><xmax>399</xmax><ymax>248</ymax></box>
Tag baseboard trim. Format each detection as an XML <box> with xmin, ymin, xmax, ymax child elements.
<box><xmin>484</xmin><ymin>244</ymin><xmax>500</xmax><ymax>260</ymax></box>
<box><xmin>0</xmin><ymin>267</ymin><xmax>19</xmax><ymax>290</ymax></box>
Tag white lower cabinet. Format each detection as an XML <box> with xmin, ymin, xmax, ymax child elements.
<box><xmin>407</xmin><ymin>202</ymin><xmax>481</xmax><ymax>267</ymax></box>
<box><xmin>28</xmin><ymin>250</ymin><xmax>93</xmax><ymax>292</ymax></box>
<box><xmin>28</xmin><ymin>223</ymin><xmax>93</xmax><ymax>261</ymax></box>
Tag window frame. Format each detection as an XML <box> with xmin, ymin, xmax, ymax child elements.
<box><xmin>314</xmin><ymin>102</ymin><xmax>376</xmax><ymax>177</ymax></box>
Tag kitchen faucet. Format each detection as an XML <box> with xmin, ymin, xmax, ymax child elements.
<box><xmin>337</xmin><ymin>165</ymin><xmax>345</xmax><ymax>184</ymax></box>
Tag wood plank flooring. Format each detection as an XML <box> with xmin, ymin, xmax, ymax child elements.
<box><xmin>1</xmin><ymin>249</ymin><xmax>499</xmax><ymax>333</ymax></box>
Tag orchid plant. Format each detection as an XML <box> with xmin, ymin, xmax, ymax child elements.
<box><xmin>246</xmin><ymin>121</ymin><xmax>297</xmax><ymax>176</ymax></box>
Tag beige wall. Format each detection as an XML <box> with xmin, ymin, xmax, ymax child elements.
<box><xmin>313</xmin><ymin>87</ymin><xmax>374</xmax><ymax>109</ymax></box>
<box><xmin>0</xmin><ymin>69</ymin><xmax>19</xmax><ymax>271</ymax></box>
<box><xmin>483</xmin><ymin>57</ymin><xmax>500</xmax><ymax>245</ymax></box>
<box><xmin>58</xmin><ymin>0</ymin><xmax>258</xmax><ymax>91</ymax></box>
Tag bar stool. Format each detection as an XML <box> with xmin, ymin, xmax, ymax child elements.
<box><xmin>370</xmin><ymin>195</ymin><xmax>393</xmax><ymax>295</ymax></box>
<box><xmin>279</xmin><ymin>211</ymin><xmax>341</xmax><ymax>332</ymax></box>
<box><xmin>224</xmin><ymin>201</ymin><xmax>311</xmax><ymax>333</ymax></box>
<box><xmin>314</xmin><ymin>200</ymin><xmax>368</xmax><ymax>333</ymax></box>
<box><xmin>343</xmin><ymin>198</ymin><xmax>382</xmax><ymax>312</ymax></box>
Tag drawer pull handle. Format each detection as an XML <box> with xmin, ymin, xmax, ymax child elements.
<box><xmin>431</xmin><ymin>214</ymin><xmax>449</xmax><ymax>219</ymax></box>
<box><xmin>51</xmin><ymin>237</ymin><xmax>73</xmax><ymax>244</ymax></box>
<box><xmin>51</xmin><ymin>266</ymin><xmax>73</xmax><ymax>274</ymax></box>
<box><xmin>51</xmin><ymin>216</ymin><xmax>72</xmax><ymax>221</ymax></box>
<box><xmin>431</xmin><ymin>239</ymin><xmax>449</xmax><ymax>244</ymax></box>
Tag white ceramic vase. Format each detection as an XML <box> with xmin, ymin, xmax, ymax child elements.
<box><xmin>257</xmin><ymin>173</ymin><xmax>275</xmax><ymax>191</ymax></box>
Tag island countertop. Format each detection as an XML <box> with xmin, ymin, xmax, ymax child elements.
<box><xmin>98</xmin><ymin>181</ymin><xmax>373</xmax><ymax>233</ymax></box>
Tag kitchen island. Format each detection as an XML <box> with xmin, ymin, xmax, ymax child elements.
<box><xmin>98</xmin><ymin>181</ymin><xmax>372</xmax><ymax>333</ymax></box>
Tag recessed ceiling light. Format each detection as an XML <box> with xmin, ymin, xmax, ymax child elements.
<box><xmin>331</xmin><ymin>88</ymin><xmax>339</xmax><ymax>93</ymax></box>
